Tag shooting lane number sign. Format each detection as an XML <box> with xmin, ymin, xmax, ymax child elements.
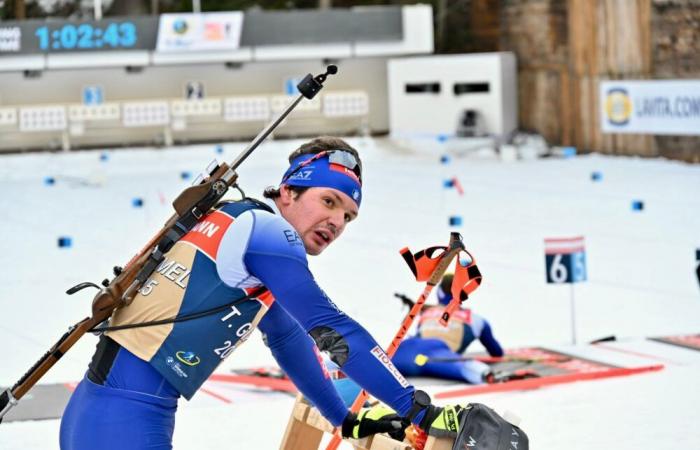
<box><xmin>545</xmin><ymin>236</ymin><xmax>587</xmax><ymax>284</ymax></box>
<box><xmin>545</xmin><ymin>236</ymin><xmax>587</xmax><ymax>344</ymax></box>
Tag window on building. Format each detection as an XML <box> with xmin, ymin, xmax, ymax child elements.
<box><xmin>454</xmin><ymin>82</ymin><xmax>490</xmax><ymax>95</ymax></box>
<box><xmin>405</xmin><ymin>82</ymin><xmax>441</xmax><ymax>94</ymax></box>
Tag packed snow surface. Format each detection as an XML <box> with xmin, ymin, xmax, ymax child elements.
<box><xmin>1</xmin><ymin>137</ymin><xmax>699</xmax><ymax>449</ymax></box>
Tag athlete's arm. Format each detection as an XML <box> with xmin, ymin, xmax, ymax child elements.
<box><xmin>258</xmin><ymin>302</ymin><xmax>348</xmax><ymax>426</ymax></box>
<box><xmin>243</xmin><ymin>212</ymin><xmax>418</xmax><ymax>421</ymax></box>
<box><xmin>478</xmin><ymin>321</ymin><xmax>504</xmax><ymax>357</ymax></box>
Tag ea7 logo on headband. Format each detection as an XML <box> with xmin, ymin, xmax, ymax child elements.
<box><xmin>289</xmin><ymin>169</ymin><xmax>313</xmax><ymax>180</ymax></box>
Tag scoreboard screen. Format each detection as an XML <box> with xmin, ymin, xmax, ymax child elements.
<box><xmin>0</xmin><ymin>17</ymin><xmax>158</xmax><ymax>54</ymax></box>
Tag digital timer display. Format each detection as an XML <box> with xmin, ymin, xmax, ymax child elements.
<box><xmin>35</xmin><ymin>22</ymin><xmax>137</xmax><ymax>51</ymax></box>
<box><xmin>0</xmin><ymin>17</ymin><xmax>159</xmax><ymax>55</ymax></box>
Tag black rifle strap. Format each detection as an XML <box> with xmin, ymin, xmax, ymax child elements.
<box><xmin>90</xmin><ymin>287</ymin><xmax>269</xmax><ymax>333</ymax></box>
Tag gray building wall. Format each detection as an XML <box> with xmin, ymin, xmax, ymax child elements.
<box><xmin>0</xmin><ymin>57</ymin><xmax>390</xmax><ymax>150</ymax></box>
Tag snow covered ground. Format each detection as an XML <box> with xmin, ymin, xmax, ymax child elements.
<box><xmin>1</xmin><ymin>137</ymin><xmax>699</xmax><ymax>449</ymax></box>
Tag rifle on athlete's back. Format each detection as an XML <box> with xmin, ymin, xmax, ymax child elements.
<box><xmin>0</xmin><ymin>66</ymin><xmax>339</xmax><ymax>423</ymax></box>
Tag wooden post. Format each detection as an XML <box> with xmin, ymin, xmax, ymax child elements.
<box><xmin>279</xmin><ymin>395</ymin><xmax>325</xmax><ymax>450</ymax></box>
<box><xmin>424</xmin><ymin>436</ymin><xmax>453</xmax><ymax>450</ymax></box>
<box><xmin>14</xmin><ymin>0</ymin><xmax>26</xmax><ymax>19</ymax></box>
<box><xmin>279</xmin><ymin>396</ymin><xmax>454</xmax><ymax>450</ymax></box>
<box><xmin>567</xmin><ymin>0</ymin><xmax>654</xmax><ymax>156</ymax></box>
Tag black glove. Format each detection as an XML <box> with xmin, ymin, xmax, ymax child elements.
<box><xmin>341</xmin><ymin>405</ymin><xmax>409</xmax><ymax>441</ymax></box>
<box><xmin>406</xmin><ymin>390</ymin><xmax>465</xmax><ymax>438</ymax></box>
<box><xmin>418</xmin><ymin>403</ymin><xmax>466</xmax><ymax>438</ymax></box>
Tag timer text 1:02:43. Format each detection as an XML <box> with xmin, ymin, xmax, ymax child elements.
<box><xmin>35</xmin><ymin>22</ymin><xmax>137</xmax><ymax>51</ymax></box>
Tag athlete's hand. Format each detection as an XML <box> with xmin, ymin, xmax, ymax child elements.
<box><xmin>341</xmin><ymin>405</ymin><xmax>409</xmax><ymax>440</ymax></box>
<box><xmin>418</xmin><ymin>404</ymin><xmax>465</xmax><ymax>438</ymax></box>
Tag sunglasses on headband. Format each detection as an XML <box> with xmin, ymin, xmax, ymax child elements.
<box><xmin>282</xmin><ymin>150</ymin><xmax>363</xmax><ymax>185</ymax></box>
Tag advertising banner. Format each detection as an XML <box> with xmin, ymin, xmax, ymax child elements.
<box><xmin>600</xmin><ymin>80</ymin><xmax>700</xmax><ymax>136</ymax></box>
<box><xmin>156</xmin><ymin>13</ymin><xmax>244</xmax><ymax>52</ymax></box>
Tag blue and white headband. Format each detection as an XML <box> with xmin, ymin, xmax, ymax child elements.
<box><xmin>280</xmin><ymin>151</ymin><xmax>363</xmax><ymax>207</ymax></box>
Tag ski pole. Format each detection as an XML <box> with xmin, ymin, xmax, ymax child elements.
<box><xmin>438</xmin><ymin>250</ymin><xmax>481</xmax><ymax>326</ymax></box>
<box><xmin>324</xmin><ymin>232</ymin><xmax>466</xmax><ymax>450</ymax></box>
<box><xmin>0</xmin><ymin>65</ymin><xmax>338</xmax><ymax>425</ymax></box>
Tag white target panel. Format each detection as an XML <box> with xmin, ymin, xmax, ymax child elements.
<box><xmin>171</xmin><ymin>99</ymin><xmax>222</xmax><ymax>117</ymax></box>
<box><xmin>0</xmin><ymin>107</ymin><xmax>17</xmax><ymax>126</ymax></box>
<box><xmin>271</xmin><ymin>95</ymin><xmax>321</xmax><ymax>114</ymax></box>
<box><xmin>223</xmin><ymin>96</ymin><xmax>270</xmax><ymax>122</ymax></box>
<box><xmin>388</xmin><ymin>53</ymin><xmax>517</xmax><ymax>138</ymax></box>
<box><xmin>122</xmin><ymin>101</ymin><xmax>170</xmax><ymax>127</ymax></box>
<box><xmin>323</xmin><ymin>92</ymin><xmax>369</xmax><ymax>117</ymax></box>
<box><xmin>19</xmin><ymin>106</ymin><xmax>67</xmax><ymax>132</ymax></box>
<box><xmin>68</xmin><ymin>104</ymin><xmax>120</xmax><ymax>122</ymax></box>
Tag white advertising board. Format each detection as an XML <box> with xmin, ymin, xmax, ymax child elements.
<box><xmin>156</xmin><ymin>12</ymin><xmax>243</xmax><ymax>52</ymax></box>
<box><xmin>600</xmin><ymin>80</ymin><xmax>700</xmax><ymax>135</ymax></box>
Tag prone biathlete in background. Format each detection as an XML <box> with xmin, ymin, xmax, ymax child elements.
<box><xmin>393</xmin><ymin>274</ymin><xmax>505</xmax><ymax>384</ymax></box>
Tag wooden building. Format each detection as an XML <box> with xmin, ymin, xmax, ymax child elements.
<box><xmin>458</xmin><ymin>0</ymin><xmax>699</xmax><ymax>162</ymax></box>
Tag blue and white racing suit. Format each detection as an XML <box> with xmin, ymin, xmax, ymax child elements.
<box><xmin>60</xmin><ymin>198</ymin><xmax>419</xmax><ymax>450</ymax></box>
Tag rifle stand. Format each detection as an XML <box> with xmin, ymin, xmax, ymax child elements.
<box><xmin>279</xmin><ymin>395</ymin><xmax>453</xmax><ymax>450</ymax></box>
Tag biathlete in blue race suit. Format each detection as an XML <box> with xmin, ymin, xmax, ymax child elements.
<box><xmin>59</xmin><ymin>137</ymin><xmax>470</xmax><ymax>450</ymax></box>
<box><xmin>393</xmin><ymin>274</ymin><xmax>504</xmax><ymax>384</ymax></box>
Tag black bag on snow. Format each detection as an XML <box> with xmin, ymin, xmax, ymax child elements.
<box><xmin>453</xmin><ymin>403</ymin><xmax>529</xmax><ymax>450</ymax></box>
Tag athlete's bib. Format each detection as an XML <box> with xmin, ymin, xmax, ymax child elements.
<box><xmin>108</xmin><ymin>200</ymin><xmax>274</xmax><ymax>399</ymax></box>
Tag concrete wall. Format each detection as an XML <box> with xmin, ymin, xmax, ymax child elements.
<box><xmin>0</xmin><ymin>57</ymin><xmax>391</xmax><ymax>150</ymax></box>
<box><xmin>0</xmin><ymin>4</ymin><xmax>435</xmax><ymax>151</ymax></box>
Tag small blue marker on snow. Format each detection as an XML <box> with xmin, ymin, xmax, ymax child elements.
<box><xmin>562</xmin><ymin>147</ymin><xmax>577</xmax><ymax>158</ymax></box>
<box><xmin>180</xmin><ymin>171</ymin><xmax>191</xmax><ymax>180</ymax></box>
<box><xmin>132</xmin><ymin>198</ymin><xmax>144</xmax><ymax>208</ymax></box>
<box><xmin>443</xmin><ymin>179</ymin><xmax>455</xmax><ymax>188</ymax></box>
<box><xmin>57</xmin><ymin>236</ymin><xmax>72</xmax><ymax>248</ymax></box>
<box><xmin>437</xmin><ymin>134</ymin><xmax>449</xmax><ymax>143</ymax></box>
<box><xmin>591</xmin><ymin>171</ymin><xmax>603</xmax><ymax>181</ymax></box>
<box><xmin>631</xmin><ymin>200</ymin><xmax>644</xmax><ymax>211</ymax></box>
<box><xmin>440</xmin><ymin>155</ymin><xmax>451</xmax><ymax>164</ymax></box>
<box><xmin>99</xmin><ymin>152</ymin><xmax>109</xmax><ymax>162</ymax></box>
<box><xmin>44</xmin><ymin>176</ymin><xmax>55</xmax><ymax>186</ymax></box>
<box><xmin>449</xmin><ymin>216</ymin><xmax>463</xmax><ymax>226</ymax></box>
<box><xmin>216</xmin><ymin>145</ymin><xmax>224</xmax><ymax>154</ymax></box>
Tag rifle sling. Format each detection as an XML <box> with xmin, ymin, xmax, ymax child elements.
<box><xmin>91</xmin><ymin>287</ymin><xmax>269</xmax><ymax>333</ymax></box>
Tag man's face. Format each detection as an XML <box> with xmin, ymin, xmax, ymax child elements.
<box><xmin>278</xmin><ymin>186</ymin><xmax>359</xmax><ymax>256</ymax></box>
